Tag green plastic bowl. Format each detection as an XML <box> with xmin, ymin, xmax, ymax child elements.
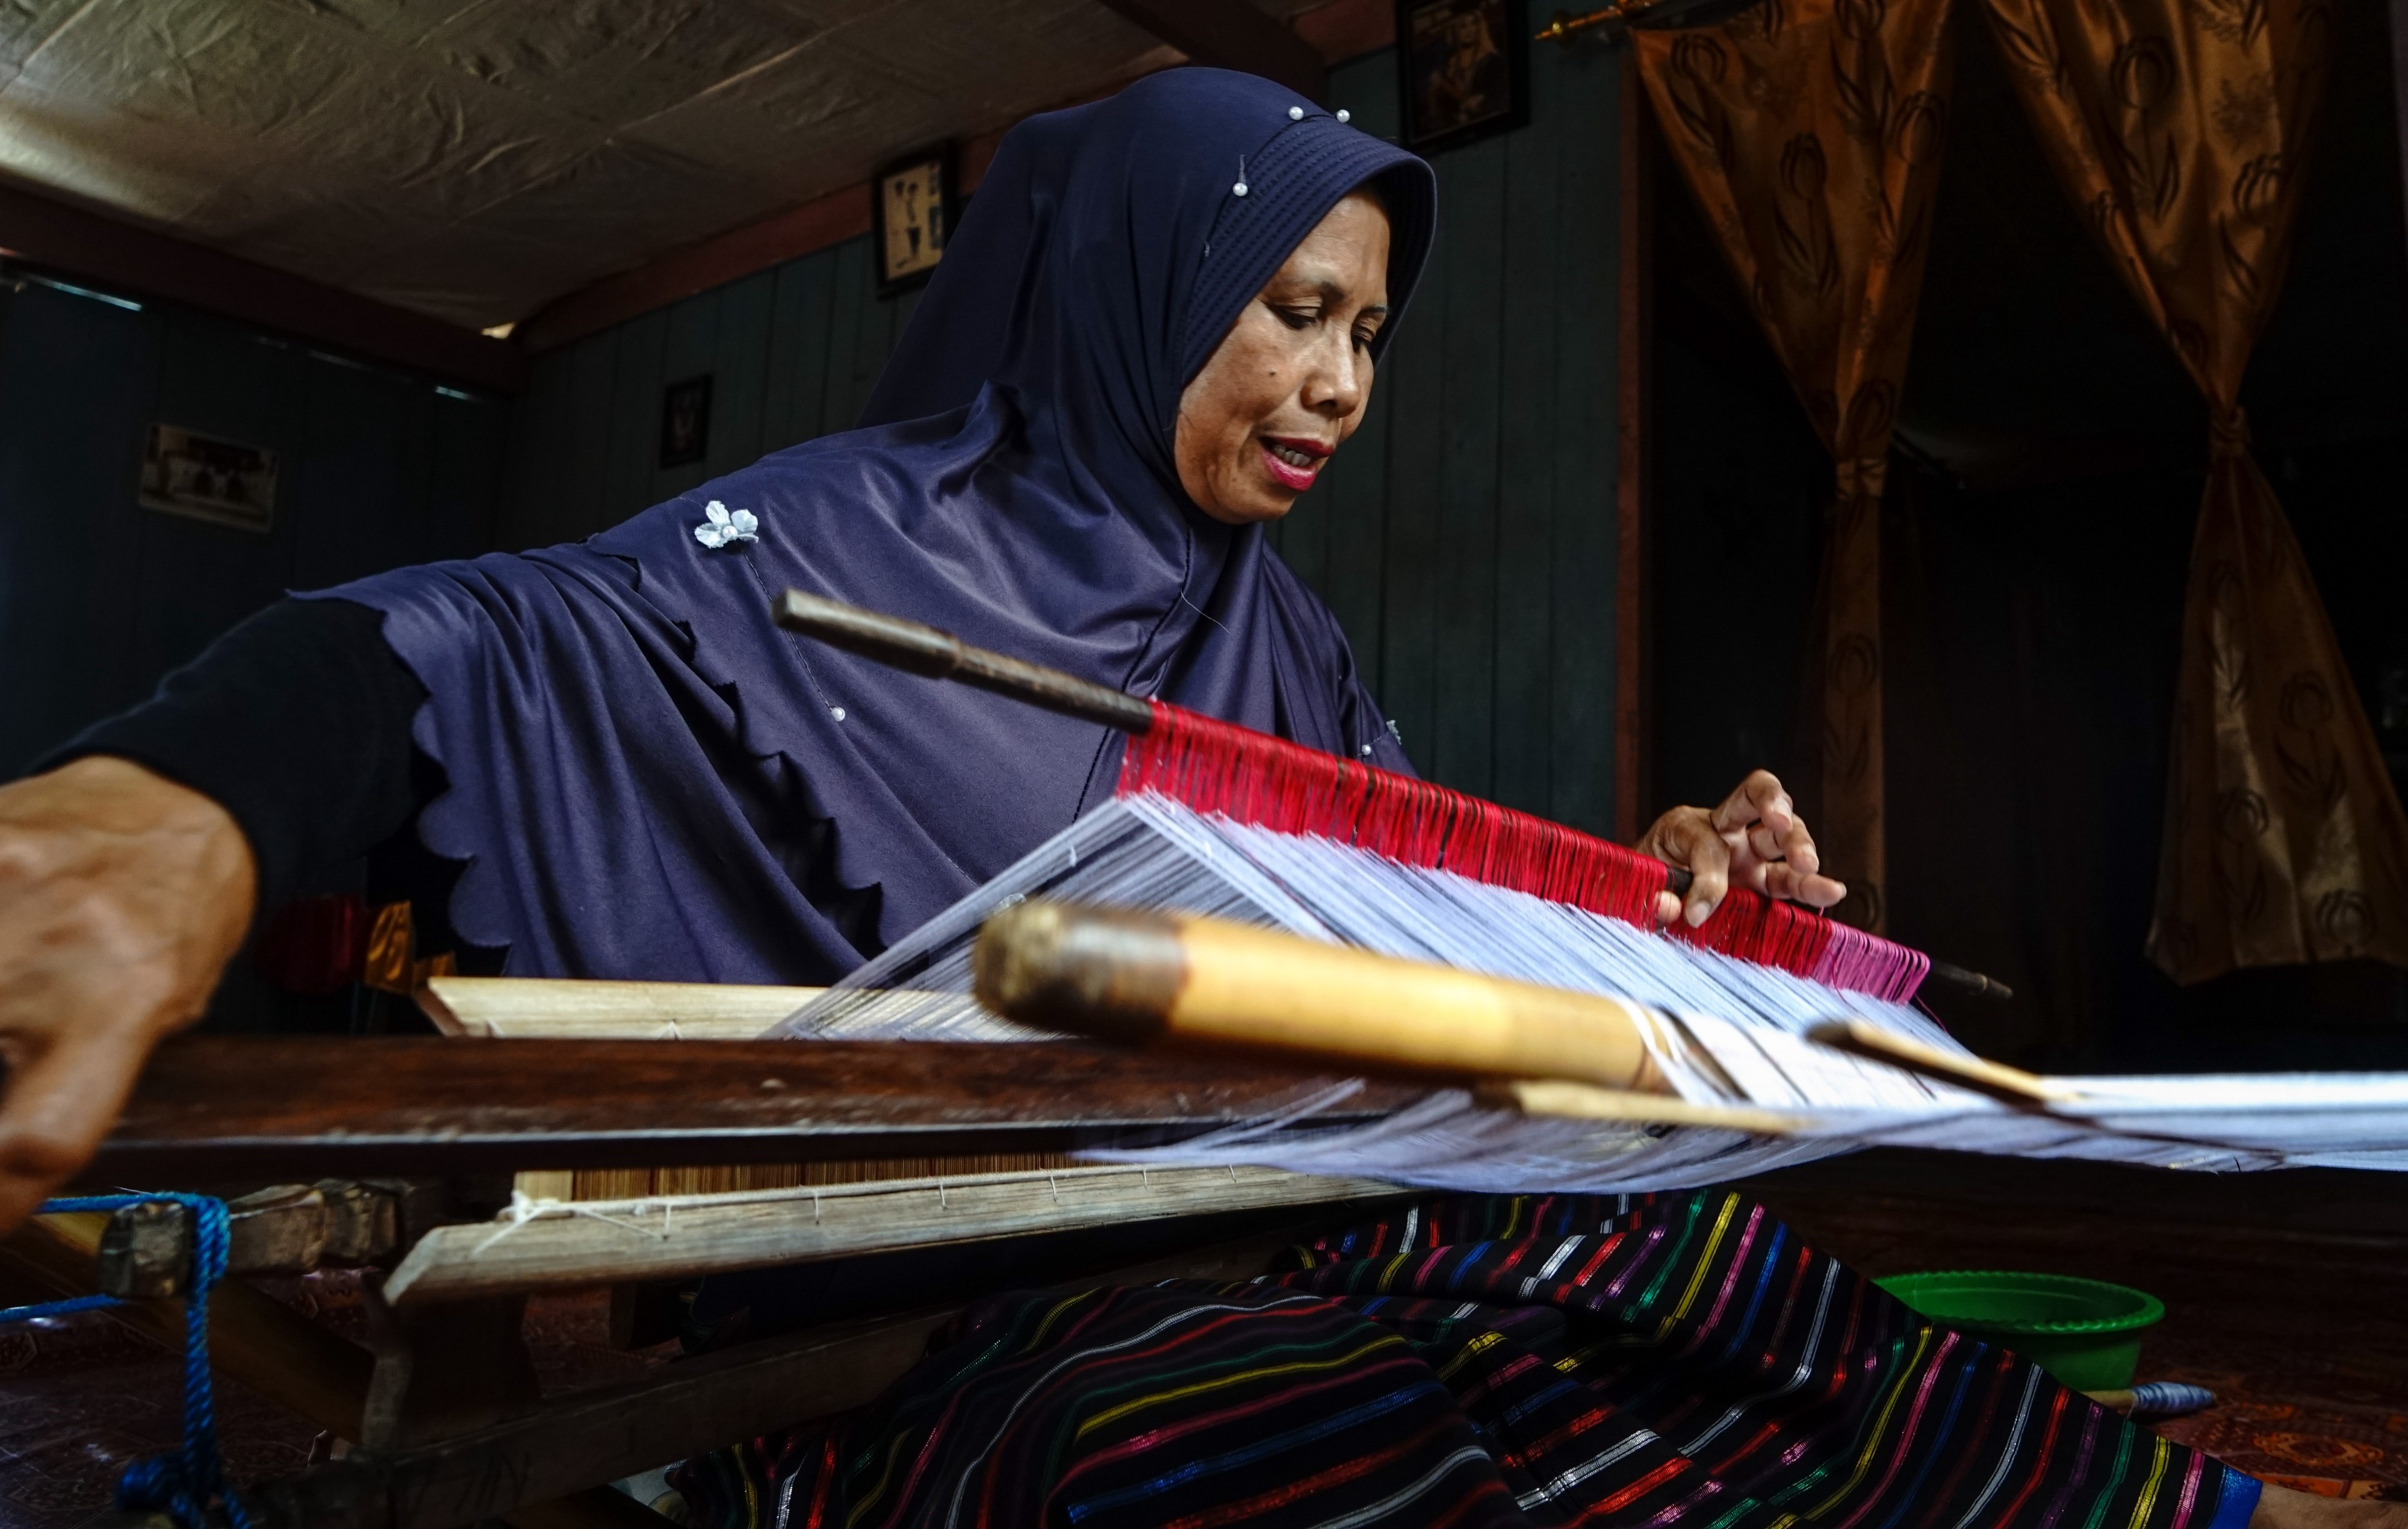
<box><xmin>1875</xmin><ymin>1271</ymin><xmax>2165</xmax><ymax>1392</ymax></box>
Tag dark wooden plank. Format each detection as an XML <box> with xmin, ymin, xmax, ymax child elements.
<box><xmin>842</xmin><ymin>282</ymin><xmax>899</xmax><ymax>431</ymax></box>
<box><xmin>707</xmin><ymin>269</ymin><xmax>777</xmax><ymax>478</ymax></box>
<box><xmin>1320</xmin><ymin>373</ymin><xmax>1392</xmax><ymax>701</ymax></box>
<box><xmin>1317</xmin><ymin>51</ymin><xmax>1406</xmax><ymax>702</ymax></box>
<box><xmin>601</xmin><ymin>306</ymin><xmax>670</xmax><ymax>527</ymax></box>
<box><xmin>495</xmin><ymin>344</ymin><xmax>577</xmax><ymax>551</ymax></box>
<box><xmin>1554</xmin><ymin>48</ymin><xmax>1625</xmax><ymax>840</ymax></box>
<box><xmin>1094</xmin><ymin>0</ymin><xmax>1326</xmax><ymax>100</ymax></box>
<box><xmin>429</xmin><ymin>390</ymin><xmax>512</xmax><ymax>561</ymax></box>
<box><xmin>129</xmin><ymin>311</ymin><xmax>308</xmax><ymax>690</ymax></box>
<box><xmin>1430</xmin><ymin>136</ymin><xmax>1509</xmax><ymax>798</ymax></box>
<box><xmin>83</xmin><ymin>1037</ymin><xmax>1424</xmax><ymax>1183</ymax></box>
<box><xmin>763</xmin><ymin>251</ymin><xmax>837</xmax><ymax>451</ymax></box>
<box><xmin>0</xmin><ymin>282</ymin><xmax>156</xmax><ymax>771</ymax></box>
<box><xmin>1492</xmin><ymin>91</ymin><xmax>1565</xmax><ymax>819</ymax></box>
<box><xmin>651</xmin><ymin>291</ymin><xmax>721</xmax><ymax>504</ymax></box>
<box><xmin>1376</xmin><ymin>173</ymin><xmax>1449</xmax><ymax>774</ymax></box>
<box><xmin>1280</xmin><ymin>476</ymin><xmax>1332</xmax><ymax>596</ymax></box>
<box><xmin>817</xmin><ymin>239</ymin><xmax>872</xmax><ymax>438</ymax></box>
<box><xmin>2395</xmin><ymin>0</ymin><xmax>2408</xmax><ymax>268</ymax></box>
<box><xmin>290</xmin><ymin>353</ymin><xmax>427</xmax><ymax>589</ymax></box>
<box><xmin>557</xmin><ymin>332</ymin><xmax>621</xmax><ymax>543</ymax></box>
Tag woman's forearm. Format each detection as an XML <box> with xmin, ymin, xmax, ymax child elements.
<box><xmin>39</xmin><ymin>596</ymin><xmax>429</xmax><ymax>922</ymax></box>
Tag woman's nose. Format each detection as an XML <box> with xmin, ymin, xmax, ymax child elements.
<box><xmin>1304</xmin><ymin>338</ymin><xmax>1362</xmax><ymax>416</ymax></box>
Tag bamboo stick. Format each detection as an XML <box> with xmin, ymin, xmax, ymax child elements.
<box><xmin>974</xmin><ymin>903</ymin><xmax>1672</xmax><ymax>1093</ymax></box>
<box><xmin>1805</xmin><ymin>1018</ymin><xmax>2083</xmax><ymax>1105</ymax></box>
<box><xmin>1476</xmin><ymin>1079</ymin><xmax>1810</xmax><ymax>1135</ymax></box>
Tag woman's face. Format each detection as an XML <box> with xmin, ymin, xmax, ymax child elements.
<box><xmin>1175</xmin><ymin>191</ymin><xmax>1392</xmax><ymax>525</ymax></box>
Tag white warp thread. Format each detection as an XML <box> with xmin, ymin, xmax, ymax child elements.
<box><xmin>763</xmin><ymin>796</ymin><xmax>2408</xmax><ymax>1191</ymax></box>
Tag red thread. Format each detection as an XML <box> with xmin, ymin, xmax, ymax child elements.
<box><xmin>1118</xmin><ymin>701</ymin><xmax>1928</xmax><ymax>1003</ymax></box>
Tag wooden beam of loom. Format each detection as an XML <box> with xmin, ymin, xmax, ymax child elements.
<box><xmin>1093</xmin><ymin>0</ymin><xmax>1328</xmax><ymax>101</ymax></box>
<box><xmin>2</xmin><ymin>1211</ymin><xmax>373</xmax><ymax>1438</ymax></box>
<box><xmin>383</xmin><ymin>1163</ymin><xmax>1401</xmax><ymax>1304</ymax></box>
<box><xmin>81</xmin><ymin>1036</ymin><xmax>1426</xmax><ymax>1183</ymax></box>
<box><xmin>420</xmin><ymin>976</ymin><xmax>818</xmax><ymax>1039</ymax></box>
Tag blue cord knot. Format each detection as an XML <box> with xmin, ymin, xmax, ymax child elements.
<box><xmin>5</xmin><ymin>1192</ymin><xmax>249</xmax><ymax>1529</ymax></box>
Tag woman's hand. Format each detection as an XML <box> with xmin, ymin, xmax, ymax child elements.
<box><xmin>1635</xmin><ymin>769</ymin><xmax>1847</xmax><ymax>928</ymax></box>
<box><xmin>0</xmin><ymin>757</ymin><xmax>255</xmax><ymax>1235</ymax></box>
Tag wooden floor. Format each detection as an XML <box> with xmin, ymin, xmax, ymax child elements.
<box><xmin>4</xmin><ymin>1152</ymin><xmax>2403</xmax><ymax>1527</ymax></box>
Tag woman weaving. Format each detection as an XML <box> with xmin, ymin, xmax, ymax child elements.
<box><xmin>0</xmin><ymin>67</ymin><xmax>2362</xmax><ymax>1529</ymax></box>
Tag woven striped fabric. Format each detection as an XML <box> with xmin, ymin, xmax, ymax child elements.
<box><xmin>671</xmin><ymin>1192</ymin><xmax>2259</xmax><ymax>1529</ymax></box>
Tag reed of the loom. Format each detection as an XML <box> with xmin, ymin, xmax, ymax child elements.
<box><xmin>775</xmin><ymin>589</ymin><xmax>2010</xmax><ymax>1002</ymax></box>
<box><xmin>975</xmin><ymin>901</ymin><xmax>1674</xmax><ymax>1092</ymax></box>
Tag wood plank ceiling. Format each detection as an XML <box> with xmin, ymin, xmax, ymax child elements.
<box><xmin>0</xmin><ymin>0</ymin><xmax>1267</xmax><ymax>330</ymax></box>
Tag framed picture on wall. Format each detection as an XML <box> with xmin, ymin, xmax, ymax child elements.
<box><xmin>1396</xmin><ymin>0</ymin><xmax>1530</xmax><ymax>154</ymax></box>
<box><xmin>138</xmin><ymin>424</ymin><xmax>277</xmax><ymax>533</ymax></box>
<box><xmin>660</xmin><ymin>374</ymin><xmax>712</xmax><ymax>467</ymax></box>
<box><xmin>873</xmin><ymin>144</ymin><xmax>953</xmax><ymax>296</ymax></box>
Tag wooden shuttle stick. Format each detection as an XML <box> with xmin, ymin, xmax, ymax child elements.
<box><xmin>1478</xmin><ymin>1079</ymin><xmax>1810</xmax><ymax>1135</ymax></box>
<box><xmin>974</xmin><ymin>903</ymin><xmax>1673</xmax><ymax>1093</ymax></box>
<box><xmin>1805</xmin><ymin>1017</ymin><xmax>2084</xmax><ymax>1105</ymax></box>
<box><xmin>775</xmin><ymin>588</ymin><xmax>1156</xmax><ymax>734</ymax></box>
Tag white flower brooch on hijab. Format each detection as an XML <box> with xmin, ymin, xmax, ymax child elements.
<box><xmin>694</xmin><ymin>501</ymin><xmax>759</xmax><ymax>549</ymax></box>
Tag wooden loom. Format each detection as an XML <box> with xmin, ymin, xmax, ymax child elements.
<box><xmin>17</xmin><ymin>932</ymin><xmax>2407</xmax><ymax>1529</ymax></box>
<box><xmin>19</xmin><ymin>593</ymin><xmax>2309</xmax><ymax>1529</ymax></box>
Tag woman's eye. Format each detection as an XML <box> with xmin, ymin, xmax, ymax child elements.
<box><xmin>1272</xmin><ymin>305</ymin><xmax>1317</xmax><ymax>330</ymax></box>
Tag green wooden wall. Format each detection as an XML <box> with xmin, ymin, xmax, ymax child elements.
<box><xmin>0</xmin><ymin>280</ymin><xmax>511</xmax><ymax>777</ymax></box>
<box><xmin>499</xmin><ymin>243</ymin><xmax>923</xmax><ymax>551</ymax></box>
<box><xmin>496</xmin><ymin>45</ymin><xmax>1623</xmax><ymax>832</ymax></box>
<box><xmin>1269</xmin><ymin>45</ymin><xmax>1621</xmax><ymax>833</ymax></box>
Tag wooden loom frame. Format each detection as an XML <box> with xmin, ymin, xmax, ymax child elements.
<box><xmin>3</xmin><ymin>980</ymin><xmax>1421</xmax><ymax>1529</ymax></box>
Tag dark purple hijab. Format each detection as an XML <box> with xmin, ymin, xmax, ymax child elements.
<box><xmin>305</xmin><ymin>68</ymin><xmax>1438</xmax><ymax>983</ymax></box>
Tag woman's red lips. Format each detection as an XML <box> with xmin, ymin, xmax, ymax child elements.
<box><xmin>1259</xmin><ymin>435</ymin><xmax>1332</xmax><ymax>491</ymax></box>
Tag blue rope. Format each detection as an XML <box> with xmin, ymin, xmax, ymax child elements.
<box><xmin>2</xmin><ymin>1192</ymin><xmax>250</xmax><ymax>1529</ymax></box>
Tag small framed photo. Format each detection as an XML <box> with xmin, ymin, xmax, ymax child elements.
<box><xmin>1397</xmin><ymin>0</ymin><xmax>1530</xmax><ymax>155</ymax></box>
<box><xmin>873</xmin><ymin>144</ymin><xmax>953</xmax><ymax>296</ymax></box>
<box><xmin>139</xmin><ymin>424</ymin><xmax>278</xmax><ymax>533</ymax></box>
<box><xmin>660</xmin><ymin>374</ymin><xmax>712</xmax><ymax>468</ymax></box>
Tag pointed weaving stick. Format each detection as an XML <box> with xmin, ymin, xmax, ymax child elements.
<box><xmin>974</xmin><ymin>902</ymin><xmax>1675</xmax><ymax>1093</ymax></box>
<box><xmin>776</xmin><ymin>588</ymin><xmax>2009</xmax><ymax>1000</ymax></box>
<box><xmin>1474</xmin><ymin>1079</ymin><xmax>1812</xmax><ymax>1135</ymax></box>
<box><xmin>1804</xmin><ymin>1017</ymin><xmax>2084</xmax><ymax>1105</ymax></box>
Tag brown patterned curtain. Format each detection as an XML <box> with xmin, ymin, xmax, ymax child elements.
<box><xmin>1634</xmin><ymin>0</ymin><xmax>1956</xmax><ymax>933</ymax></box>
<box><xmin>1984</xmin><ymin>0</ymin><xmax>2408</xmax><ymax>983</ymax></box>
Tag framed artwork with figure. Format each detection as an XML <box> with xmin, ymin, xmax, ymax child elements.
<box><xmin>874</xmin><ymin>144</ymin><xmax>954</xmax><ymax>296</ymax></box>
<box><xmin>660</xmin><ymin>375</ymin><xmax>712</xmax><ymax>468</ymax></box>
<box><xmin>1396</xmin><ymin>0</ymin><xmax>1529</xmax><ymax>155</ymax></box>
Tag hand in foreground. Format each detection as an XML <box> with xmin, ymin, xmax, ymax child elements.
<box><xmin>1634</xmin><ymin>769</ymin><xmax>1847</xmax><ymax>928</ymax></box>
<box><xmin>0</xmin><ymin>757</ymin><xmax>254</xmax><ymax>1236</ymax></box>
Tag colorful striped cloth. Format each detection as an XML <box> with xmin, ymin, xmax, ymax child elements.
<box><xmin>670</xmin><ymin>1191</ymin><xmax>2261</xmax><ymax>1529</ymax></box>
